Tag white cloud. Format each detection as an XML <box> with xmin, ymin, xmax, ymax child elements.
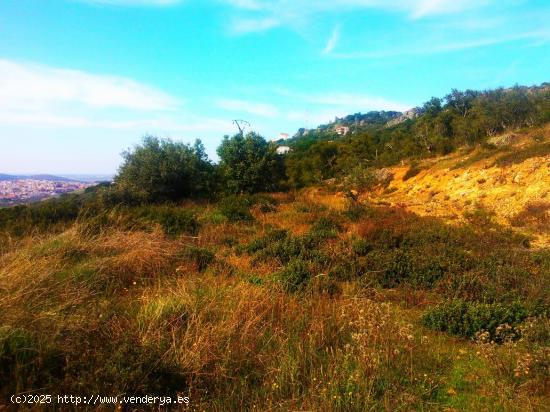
<box><xmin>231</xmin><ymin>17</ymin><xmax>281</xmax><ymax>34</ymax></box>
<box><xmin>323</xmin><ymin>26</ymin><xmax>340</xmax><ymax>54</ymax></box>
<box><xmin>216</xmin><ymin>98</ymin><xmax>279</xmax><ymax>117</ymax></box>
<box><xmin>0</xmin><ymin>59</ymin><xmax>179</xmax><ymax>112</ymax></box>
<box><xmin>224</xmin><ymin>0</ymin><xmax>493</xmax><ymax>33</ymax></box>
<box><xmin>0</xmin><ymin>59</ymin><xmax>234</xmax><ymax>141</ymax></box>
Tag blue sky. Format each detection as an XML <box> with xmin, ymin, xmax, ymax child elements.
<box><xmin>0</xmin><ymin>0</ymin><xmax>549</xmax><ymax>174</ymax></box>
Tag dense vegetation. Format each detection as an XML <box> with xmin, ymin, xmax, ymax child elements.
<box><xmin>286</xmin><ymin>84</ymin><xmax>550</xmax><ymax>186</ymax></box>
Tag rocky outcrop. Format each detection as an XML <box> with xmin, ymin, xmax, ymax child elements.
<box><xmin>386</xmin><ymin>108</ymin><xmax>423</xmax><ymax>127</ymax></box>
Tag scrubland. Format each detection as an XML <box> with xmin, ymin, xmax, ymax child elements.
<box><xmin>1</xmin><ymin>125</ymin><xmax>550</xmax><ymax>410</ymax></box>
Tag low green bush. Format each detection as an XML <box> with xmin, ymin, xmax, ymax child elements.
<box><xmin>179</xmin><ymin>246</ymin><xmax>215</xmax><ymax>272</ymax></box>
<box><xmin>0</xmin><ymin>327</ymin><xmax>63</xmax><ymax>395</ymax></box>
<box><xmin>308</xmin><ymin>216</ymin><xmax>342</xmax><ymax>240</ymax></box>
<box><xmin>245</xmin><ymin>228</ymin><xmax>288</xmax><ymax>254</ymax></box>
<box><xmin>342</xmin><ymin>201</ymin><xmax>371</xmax><ymax>222</ymax></box>
<box><xmin>329</xmin><ymin>259</ymin><xmax>364</xmax><ymax>281</ymax></box>
<box><xmin>0</xmin><ymin>196</ymin><xmax>81</xmax><ymax>235</ymax></box>
<box><xmin>245</xmin><ymin>227</ymin><xmax>329</xmax><ymax>265</ymax></box>
<box><xmin>422</xmin><ymin>300</ymin><xmax>532</xmax><ymax>340</ymax></box>
<box><xmin>218</xmin><ymin>195</ymin><xmax>254</xmax><ymax>222</ymax></box>
<box><xmin>278</xmin><ymin>259</ymin><xmax>311</xmax><ymax>293</ymax></box>
<box><xmin>130</xmin><ymin>205</ymin><xmax>200</xmax><ymax>236</ymax></box>
<box><xmin>351</xmin><ymin>238</ymin><xmax>372</xmax><ymax>256</ymax></box>
<box><xmin>365</xmin><ymin>249</ymin><xmax>445</xmax><ymax>288</ymax></box>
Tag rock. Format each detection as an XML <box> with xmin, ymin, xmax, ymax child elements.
<box><xmin>386</xmin><ymin>108</ymin><xmax>423</xmax><ymax>127</ymax></box>
<box><xmin>373</xmin><ymin>168</ymin><xmax>394</xmax><ymax>186</ymax></box>
<box><xmin>488</xmin><ymin>133</ymin><xmax>518</xmax><ymax>147</ymax></box>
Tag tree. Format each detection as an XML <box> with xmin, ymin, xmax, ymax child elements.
<box><xmin>422</xmin><ymin>97</ymin><xmax>443</xmax><ymax>117</ymax></box>
<box><xmin>217</xmin><ymin>132</ymin><xmax>285</xmax><ymax>194</ymax></box>
<box><xmin>115</xmin><ymin>136</ymin><xmax>215</xmax><ymax>202</ymax></box>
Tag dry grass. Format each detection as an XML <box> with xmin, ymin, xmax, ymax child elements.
<box><xmin>1</xmin><ymin>189</ymin><xmax>549</xmax><ymax>410</ymax></box>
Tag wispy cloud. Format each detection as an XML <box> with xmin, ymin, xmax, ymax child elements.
<box><xmin>0</xmin><ymin>59</ymin><xmax>179</xmax><ymax>112</ymax></box>
<box><xmin>323</xmin><ymin>26</ymin><xmax>340</xmax><ymax>54</ymax></box>
<box><xmin>329</xmin><ymin>29</ymin><xmax>550</xmax><ymax>59</ymax></box>
<box><xmin>230</xmin><ymin>17</ymin><xmax>281</xmax><ymax>34</ymax></box>
<box><xmin>216</xmin><ymin>98</ymin><xmax>279</xmax><ymax>117</ymax></box>
<box><xmin>409</xmin><ymin>0</ymin><xmax>486</xmax><ymax>19</ymax></box>
<box><xmin>224</xmin><ymin>0</ymin><xmax>495</xmax><ymax>33</ymax></box>
<box><xmin>0</xmin><ymin>59</ymin><xmax>233</xmax><ymax>137</ymax></box>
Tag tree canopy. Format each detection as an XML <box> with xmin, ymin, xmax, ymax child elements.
<box><xmin>115</xmin><ymin>136</ymin><xmax>215</xmax><ymax>202</ymax></box>
<box><xmin>217</xmin><ymin>132</ymin><xmax>285</xmax><ymax>194</ymax></box>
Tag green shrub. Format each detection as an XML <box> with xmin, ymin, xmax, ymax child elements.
<box><xmin>495</xmin><ymin>142</ymin><xmax>550</xmax><ymax>166</ymax></box>
<box><xmin>180</xmin><ymin>246</ymin><xmax>215</xmax><ymax>272</ymax></box>
<box><xmin>245</xmin><ymin>228</ymin><xmax>329</xmax><ymax>266</ymax></box>
<box><xmin>366</xmin><ymin>249</ymin><xmax>445</xmax><ymax>288</ymax></box>
<box><xmin>422</xmin><ymin>300</ymin><xmax>532</xmax><ymax>340</ymax></box>
<box><xmin>257</xmin><ymin>235</ymin><xmax>312</xmax><ymax>264</ymax></box>
<box><xmin>0</xmin><ymin>196</ymin><xmax>81</xmax><ymax>236</ymax></box>
<box><xmin>329</xmin><ymin>259</ymin><xmax>364</xmax><ymax>281</ymax></box>
<box><xmin>352</xmin><ymin>238</ymin><xmax>372</xmax><ymax>255</ymax></box>
<box><xmin>0</xmin><ymin>327</ymin><xmax>63</xmax><ymax>395</ymax></box>
<box><xmin>342</xmin><ymin>201</ymin><xmax>371</xmax><ymax>222</ymax></box>
<box><xmin>278</xmin><ymin>259</ymin><xmax>311</xmax><ymax>293</ymax></box>
<box><xmin>308</xmin><ymin>216</ymin><xmax>341</xmax><ymax>240</ymax></box>
<box><xmin>250</xmin><ymin>194</ymin><xmax>278</xmax><ymax>213</ymax></box>
<box><xmin>365</xmin><ymin>227</ymin><xmax>403</xmax><ymax>250</ymax></box>
<box><xmin>218</xmin><ymin>195</ymin><xmax>254</xmax><ymax>222</ymax></box>
<box><xmin>131</xmin><ymin>205</ymin><xmax>200</xmax><ymax>236</ymax></box>
<box><xmin>344</xmin><ymin>165</ymin><xmax>377</xmax><ymax>191</ymax></box>
<box><xmin>245</xmin><ymin>228</ymin><xmax>288</xmax><ymax>254</ymax></box>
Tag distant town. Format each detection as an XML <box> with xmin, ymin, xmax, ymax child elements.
<box><xmin>0</xmin><ymin>178</ymin><xmax>94</xmax><ymax>206</ymax></box>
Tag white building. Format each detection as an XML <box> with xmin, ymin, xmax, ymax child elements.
<box><xmin>334</xmin><ymin>126</ymin><xmax>350</xmax><ymax>136</ymax></box>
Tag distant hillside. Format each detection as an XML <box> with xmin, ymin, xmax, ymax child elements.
<box><xmin>293</xmin><ymin>110</ymin><xmax>404</xmax><ymax>140</ymax></box>
<box><xmin>0</xmin><ymin>174</ymin><xmax>79</xmax><ymax>182</ymax></box>
<box><xmin>284</xmin><ymin>83</ymin><xmax>550</xmax><ymax>187</ymax></box>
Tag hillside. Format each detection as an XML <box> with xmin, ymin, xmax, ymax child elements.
<box><xmin>356</xmin><ymin>124</ymin><xmax>550</xmax><ymax>247</ymax></box>
<box><xmin>1</xmin><ymin>126</ymin><xmax>550</xmax><ymax>410</ymax></box>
